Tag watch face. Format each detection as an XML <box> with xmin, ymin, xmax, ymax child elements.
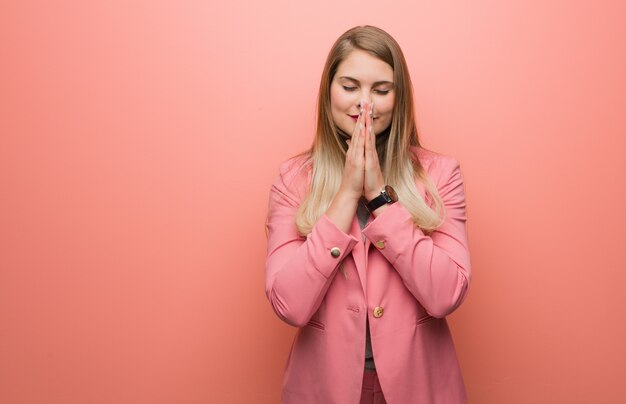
<box><xmin>384</xmin><ymin>185</ymin><xmax>398</xmax><ymax>202</ymax></box>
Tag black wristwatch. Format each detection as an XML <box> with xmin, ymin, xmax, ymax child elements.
<box><xmin>366</xmin><ymin>185</ymin><xmax>398</xmax><ymax>212</ymax></box>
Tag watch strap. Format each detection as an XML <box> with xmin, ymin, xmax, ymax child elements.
<box><xmin>366</xmin><ymin>191</ymin><xmax>392</xmax><ymax>212</ymax></box>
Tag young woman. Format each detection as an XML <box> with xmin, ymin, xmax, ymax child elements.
<box><xmin>265</xmin><ymin>25</ymin><xmax>472</xmax><ymax>404</ymax></box>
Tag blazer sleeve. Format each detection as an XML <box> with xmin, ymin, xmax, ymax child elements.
<box><xmin>362</xmin><ymin>156</ymin><xmax>471</xmax><ymax>318</ymax></box>
<box><xmin>264</xmin><ymin>161</ymin><xmax>359</xmax><ymax>327</ymax></box>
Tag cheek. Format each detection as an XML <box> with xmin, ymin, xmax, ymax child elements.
<box><xmin>374</xmin><ymin>100</ymin><xmax>394</xmax><ymax>130</ymax></box>
<box><xmin>375</xmin><ymin>101</ymin><xmax>394</xmax><ymax>123</ymax></box>
<box><xmin>330</xmin><ymin>87</ymin><xmax>352</xmax><ymax>111</ymax></box>
<box><xmin>376</xmin><ymin>98</ymin><xmax>394</xmax><ymax>115</ymax></box>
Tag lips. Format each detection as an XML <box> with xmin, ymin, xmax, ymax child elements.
<box><xmin>348</xmin><ymin>114</ymin><xmax>377</xmax><ymax>122</ymax></box>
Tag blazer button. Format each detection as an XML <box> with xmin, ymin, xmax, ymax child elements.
<box><xmin>373</xmin><ymin>306</ymin><xmax>384</xmax><ymax>318</ymax></box>
<box><xmin>374</xmin><ymin>240</ymin><xmax>385</xmax><ymax>249</ymax></box>
<box><xmin>330</xmin><ymin>247</ymin><xmax>341</xmax><ymax>258</ymax></box>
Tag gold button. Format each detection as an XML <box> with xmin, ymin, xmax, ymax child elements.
<box><xmin>373</xmin><ymin>306</ymin><xmax>384</xmax><ymax>318</ymax></box>
<box><xmin>374</xmin><ymin>240</ymin><xmax>385</xmax><ymax>249</ymax></box>
<box><xmin>330</xmin><ymin>247</ymin><xmax>341</xmax><ymax>258</ymax></box>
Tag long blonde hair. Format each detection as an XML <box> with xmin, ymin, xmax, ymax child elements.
<box><xmin>295</xmin><ymin>25</ymin><xmax>445</xmax><ymax>235</ymax></box>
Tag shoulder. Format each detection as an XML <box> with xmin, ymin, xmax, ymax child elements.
<box><xmin>271</xmin><ymin>152</ymin><xmax>313</xmax><ymax>204</ymax></box>
<box><xmin>277</xmin><ymin>152</ymin><xmax>312</xmax><ymax>182</ymax></box>
<box><xmin>411</xmin><ymin>146</ymin><xmax>461</xmax><ymax>183</ymax></box>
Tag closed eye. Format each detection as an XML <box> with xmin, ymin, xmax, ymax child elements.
<box><xmin>342</xmin><ymin>86</ymin><xmax>357</xmax><ymax>91</ymax></box>
<box><xmin>374</xmin><ymin>89</ymin><xmax>390</xmax><ymax>95</ymax></box>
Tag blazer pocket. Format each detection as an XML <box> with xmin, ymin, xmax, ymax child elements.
<box><xmin>306</xmin><ymin>319</ymin><xmax>326</xmax><ymax>331</ymax></box>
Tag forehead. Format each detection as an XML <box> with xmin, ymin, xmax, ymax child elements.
<box><xmin>335</xmin><ymin>49</ymin><xmax>393</xmax><ymax>83</ymax></box>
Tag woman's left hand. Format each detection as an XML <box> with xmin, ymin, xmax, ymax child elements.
<box><xmin>362</xmin><ymin>101</ymin><xmax>386</xmax><ymax>202</ymax></box>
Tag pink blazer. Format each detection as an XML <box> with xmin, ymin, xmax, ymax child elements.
<box><xmin>265</xmin><ymin>146</ymin><xmax>471</xmax><ymax>404</ymax></box>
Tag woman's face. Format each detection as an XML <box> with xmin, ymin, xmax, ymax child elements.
<box><xmin>330</xmin><ymin>49</ymin><xmax>395</xmax><ymax>137</ymax></box>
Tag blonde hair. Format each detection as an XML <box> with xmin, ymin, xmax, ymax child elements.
<box><xmin>295</xmin><ymin>25</ymin><xmax>445</xmax><ymax>236</ymax></box>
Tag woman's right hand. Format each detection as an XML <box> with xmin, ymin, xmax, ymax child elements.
<box><xmin>338</xmin><ymin>102</ymin><xmax>367</xmax><ymax>201</ymax></box>
<box><xmin>324</xmin><ymin>101</ymin><xmax>368</xmax><ymax>234</ymax></box>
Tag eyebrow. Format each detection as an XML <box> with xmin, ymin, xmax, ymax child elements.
<box><xmin>338</xmin><ymin>76</ymin><xmax>394</xmax><ymax>87</ymax></box>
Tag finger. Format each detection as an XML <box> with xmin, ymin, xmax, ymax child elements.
<box><xmin>362</xmin><ymin>100</ymin><xmax>370</xmax><ymax>131</ymax></box>
<box><xmin>364</xmin><ymin>106</ymin><xmax>373</xmax><ymax>155</ymax></box>
<box><xmin>349</xmin><ymin>116</ymin><xmax>360</xmax><ymax>158</ymax></box>
<box><xmin>361</xmin><ymin>102</ymin><xmax>368</xmax><ymax>141</ymax></box>
<box><xmin>365</xmin><ymin>126</ymin><xmax>377</xmax><ymax>171</ymax></box>
<box><xmin>354</xmin><ymin>110</ymin><xmax>367</xmax><ymax>161</ymax></box>
<box><xmin>367</xmin><ymin>121</ymin><xmax>379</xmax><ymax>168</ymax></box>
<box><xmin>364</xmin><ymin>101</ymin><xmax>373</xmax><ymax>147</ymax></box>
<box><xmin>350</xmin><ymin>104</ymin><xmax>362</xmax><ymax>139</ymax></box>
<box><xmin>368</xmin><ymin>101</ymin><xmax>374</xmax><ymax>136</ymax></box>
<box><xmin>353</xmin><ymin>109</ymin><xmax>362</xmax><ymax>138</ymax></box>
<box><xmin>366</xmin><ymin>109</ymin><xmax>381</xmax><ymax>173</ymax></box>
<box><xmin>354</xmin><ymin>119</ymin><xmax>363</xmax><ymax>159</ymax></box>
<box><xmin>369</xmin><ymin>103</ymin><xmax>376</xmax><ymax>142</ymax></box>
<box><xmin>347</xmin><ymin>109</ymin><xmax>361</xmax><ymax>157</ymax></box>
<box><xmin>352</xmin><ymin>98</ymin><xmax>367</xmax><ymax>159</ymax></box>
<box><xmin>354</xmin><ymin>119</ymin><xmax>365</xmax><ymax>158</ymax></box>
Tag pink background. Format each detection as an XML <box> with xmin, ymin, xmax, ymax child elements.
<box><xmin>2</xmin><ymin>1</ymin><xmax>625</xmax><ymax>403</ymax></box>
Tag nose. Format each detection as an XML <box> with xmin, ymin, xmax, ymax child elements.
<box><xmin>357</xmin><ymin>98</ymin><xmax>372</xmax><ymax>109</ymax></box>
<box><xmin>357</xmin><ymin>98</ymin><xmax>373</xmax><ymax>116</ymax></box>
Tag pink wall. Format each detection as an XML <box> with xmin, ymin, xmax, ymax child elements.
<box><xmin>1</xmin><ymin>1</ymin><xmax>625</xmax><ymax>403</ymax></box>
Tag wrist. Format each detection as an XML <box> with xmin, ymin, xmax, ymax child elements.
<box><xmin>369</xmin><ymin>203</ymin><xmax>389</xmax><ymax>217</ymax></box>
<box><xmin>365</xmin><ymin>178</ymin><xmax>386</xmax><ymax>201</ymax></box>
<box><xmin>326</xmin><ymin>189</ymin><xmax>360</xmax><ymax>234</ymax></box>
<box><xmin>365</xmin><ymin>185</ymin><xmax>398</xmax><ymax>213</ymax></box>
<box><xmin>333</xmin><ymin>189</ymin><xmax>361</xmax><ymax>205</ymax></box>
<box><xmin>365</xmin><ymin>184</ymin><xmax>385</xmax><ymax>202</ymax></box>
<box><xmin>337</xmin><ymin>187</ymin><xmax>362</xmax><ymax>202</ymax></box>
<box><xmin>365</xmin><ymin>190</ymin><xmax>382</xmax><ymax>201</ymax></box>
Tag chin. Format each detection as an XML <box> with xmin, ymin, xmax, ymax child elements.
<box><xmin>333</xmin><ymin>122</ymin><xmax>353</xmax><ymax>138</ymax></box>
<box><xmin>334</xmin><ymin>125</ymin><xmax>351</xmax><ymax>139</ymax></box>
